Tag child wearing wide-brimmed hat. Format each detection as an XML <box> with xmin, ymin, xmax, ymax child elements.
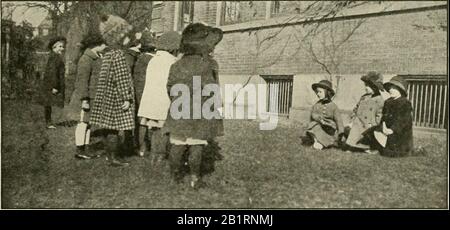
<box><xmin>305</xmin><ymin>79</ymin><xmax>344</xmax><ymax>150</ymax></box>
<box><xmin>164</xmin><ymin>23</ymin><xmax>225</xmax><ymax>189</ymax></box>
<box><xmin>344</xmin><ymin>71</ymin><xmax>385</xmax><ymax>153</ymax></box>
<box><xmin>362</xmin><ymin>75</ymin><xmax>414</xmax><ymax>157</ymax></box>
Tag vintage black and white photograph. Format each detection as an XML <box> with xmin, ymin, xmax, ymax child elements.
<box><xmin>0</xmin><ymin>1</ymin><xmax>448</xmax><ymax>209</ymax></box>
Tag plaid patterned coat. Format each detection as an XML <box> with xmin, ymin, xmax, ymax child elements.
<box><xmin>89</xmin><ymin>49</ymin><xmax>135</xmax><ymax>130</ymax></box>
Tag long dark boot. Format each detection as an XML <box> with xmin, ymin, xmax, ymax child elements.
<box><xmin>106</xmin><ymin>133</ymin><xmax>129</xmax><ymax>167</ymax></box>
<box><xmin>188</xmin><ymin>145</ymin><xmax>204</xmax><ymax>189</ymax></box>
<box><xmin>169</xmin><ymin>144</ymin><xmax>187</xmax><ymax>183</ymax></box>
<box><xmin>75</xmin><ymin>145</ymin><xmax>91</xmax><ymax>159</ymax></box>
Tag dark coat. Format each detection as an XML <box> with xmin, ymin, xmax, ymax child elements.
<box><xmin>124</xmin><ymin>48</ymin><xmax>140</xmax><ymax>76</ymax></box>
<box><xmin>89</xmin><ymin>49</ymin><xmax>135</xmax><ymax>131</ymax></box>
<box><xmin>379</xmin><ymin>96</ymin><xmax>414</xmax><ymax>157</ymax></box>
<box><xmin>133</xmin><ymin>53</ymin><xmax>154</xmax><ymax>106</ymax></box>
<box><xmin>363</xmin><ymin>96</ymin><xmax>413</xmax><ymax>157</ymax></box>
<box><xmin>164</xmin><ymin>54</ymin><xmax>224</xmax><ymax>141</ymax></box>
<box><xmin>40</xmin><ymin>51</ymin><xmax>65</xmax><ymax>107</ymax></box>
<box><xmin>65</xmin><ymin>49</ymin><xmax>102</xmax><ymax>122</ymax></box>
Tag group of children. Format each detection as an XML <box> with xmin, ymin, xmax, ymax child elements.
<box><xmin>43</xmin><ymin>14</ymin><xmax>417</xmax><ymax>191</ymax></box>
<box><xmin>59</xmin><ymin>15</ymin><xmax>224</xmax><ymax>189</ymax></box>
<box><xmin>305</xmin><ymin>72</ymin><xmax>415</xmax><ymax>157</ymax></box>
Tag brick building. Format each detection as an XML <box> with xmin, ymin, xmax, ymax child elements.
<box><xmin>151</xmin><ymin>1</ymin><xmax>448</xmax><ymax>130</ymax></box>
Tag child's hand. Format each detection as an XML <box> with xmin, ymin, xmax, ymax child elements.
<box><xmin>382</xmin><ymin>122</ymin><xmax>393</xmax><ymax>135</ymax></box>
<box><xmin>121</xmin><ymin>101</ymin><xmax>130</xmax><ymax>111</ymax></box>
<box><xmin>52</xmin><ymin>88</ymin><xmax>58</xmax><ymax>95</ymax></box>
<box><xmin>81</xmin><ymin>100</ymin><xmax>90</xmax><ymax>110</ymax></box>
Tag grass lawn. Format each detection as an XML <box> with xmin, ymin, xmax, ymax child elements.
<box><xmin>1</xmin><ymin>99</ymin><xmax>447</xmax><ymax>209</ymax></box>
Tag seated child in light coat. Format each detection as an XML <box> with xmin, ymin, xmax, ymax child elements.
<box><xmin>306</xmin><ymin>80</ymin><xmax>344</xmax><ymax>150</ymax></box>
<box><xmin>344</xmin><ymin>71</ymin><xmax>385</xmax><ymax>153</ymax></box>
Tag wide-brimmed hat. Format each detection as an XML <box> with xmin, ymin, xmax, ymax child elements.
<box><xmin>48</xmin><ymin>36</ymin><xmax>66</xmax><ymax>50</ymax></box>
<box><xmin>384</xmin><ymin>75</ymin><xmax>408</xmax><ymax>96</ymax></box>
<box><xmin>99</xmin><ymin>14</ymin><xmax>133</xmax><ymax>46</ymax></box>
<box><xmin>361</xmin><ymin>71</ymin><xmax>384</xmax><ymax>92</ymax></box>
<box><xmin>155</xmin><ymin>31</ymin><xmax>182</xmax><ymax>51</ymax></box>
<box><xmin>312</xmin><ymin>80</ymin><xmax>335</xmax><ymax>95</ymax></box>
<box><xmin>180</xmin><ymin>23</ymin><xmax>223</xmax><ymax>54</ymax></box>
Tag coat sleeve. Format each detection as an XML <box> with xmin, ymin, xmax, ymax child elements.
<box><xmin>387</xmin><ymin>99</ymin><xmax>412</xmax><ymax>134</ymax></box>
<box><xmin>75</xmin><ymin>56</ymin><xmax>92</xmax><ymax>101</ymax></box>
<box><xmin>58</xmin><ymin>57</ymin><xmax>65</xmax><ymax>90</ymax></box>
<box><xmin>374</xmin><ymin>97</ymin><xmax>384</xmax><ymax>125</ymax></box>
<box><xmin>167</xmin><ymin>64</ymin><xmax>182</xmax><ymax>100</ymax></box>
<box><xmin>45</xmin><ymin>54</ymin><xmax>59</xmax><ymax>90</ymax></box>
<box><xmin>112</xmin><ymin>53</ymin><xmax>134</xmax><ymax>102</ymax></box>
<box><xmin>351</xmin><ymin>96</ymin><xmax>362</xmax><ymax>119</ymax></box>
<box><xmin>334</xmin><ymin>104</ymin><xmax>345</xmax><ymax>134</ymax></box>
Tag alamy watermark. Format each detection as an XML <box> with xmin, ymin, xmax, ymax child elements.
<box><xmin>169</xmin><ymin>76</ymin><xmax>279</xmax><ymax>130</ymax></box>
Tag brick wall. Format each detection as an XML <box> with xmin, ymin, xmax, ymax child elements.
<box><xmin>193</xmin><ymin>1</ymin><xmax>218</xmax><ymax>26</ymax></box>
<box><xmin>215</xmin><ymin>8</ymin><xmax>447</xmax><ymax>76</ymax></box>
<box><xmin>151</xmin><ymin>2</ymin><xmax>176</xmax><ymax>34</ymax></box>
<box><xmin>213</xmin><ymin>6</ymin><xmax>447</xmax><ymax>123</ymax></box>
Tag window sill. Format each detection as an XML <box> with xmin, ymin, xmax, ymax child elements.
<box><xmin>217</xmin><ymin>2</ymin><xmax>446</xmax><ymax>33</ymax></box>
<box><xmin>218</xmin><ymin>15</ymin><xmax>296</xmax><ymax>33</ymax></box>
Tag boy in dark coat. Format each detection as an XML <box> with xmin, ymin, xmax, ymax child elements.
<box><xmin>165</xmin><ymin>23</ymin><xmax>224</xmax><ymax>189</ymax></box>
<box><xmin>41</xmin><ymin>36</ymin><xmax>66</xmax><ymax>129</ymax></box>
<box><xmin>363</xmin><ymin>76</ymin><xmax>414</xmax><ymax>157</ymax></box>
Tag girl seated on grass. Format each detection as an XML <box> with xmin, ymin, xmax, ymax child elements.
<box><xmin>305</xmin><ymin>80</ymin><xmax>344</xmax><ymax>150</ymax></box>
<box><xmin>362</xmin><ymin>76</ymin><xmax>414</xmax><ymax>157</ymax></box>
<box><xmin>344</xmin><ymin>71</ymin><xmax>385</xmax><ymax>154</ymax></box>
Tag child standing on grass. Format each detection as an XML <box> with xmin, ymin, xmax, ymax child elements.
<box><xmin>137</xmin><ymin>31</ymin><xmax>181</xmax><ymax>161</ymax></box>
<box><xmin>362</xmin><ymin>76</ymin><xmax>414</xmax><ymax>157</ymax></box>
<box><xmin>41</xmin><ymin>36</ymin><xmax>66</xmax><ymax>129</ymax></box>
<box><xmin>89</xmin><ymin>14</ymin><xmax>135</xmax><ymax>167</ymax></box>
<box><xmin>344</xmin><ymin>71</ymin><xmax>385</xmax><ymax>154</ymax></box>
<box><xmin>133</xmin><ymin>31</ymin><xmax>157</xmax><ymax>157</ymax></box>
<box><xmin>306</xmin><ymin>80</ymin><xmax>344</xmax><ymax>150</ymax></box>
<box><xmin>165</xmin><ymin>23</ymin><xmax>224</xmax><ymax>189</ymax></box>
<box><xmin>66</xmin><ymin>33</ymin><xmax>107</xmax><ymax>159</ymax></box>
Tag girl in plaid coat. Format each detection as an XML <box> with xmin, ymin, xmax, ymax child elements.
<box><xmin>89</xmin><ymin>15</ymin><xmax>135</xmax><ymax>167</ymax></box>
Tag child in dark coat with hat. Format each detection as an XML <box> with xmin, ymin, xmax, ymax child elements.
<box><xmin>306</xmin><ymin>80</ymin><xmax>344</xmax><ymax>150</ymax></box>
<box><xmin>345</xmin><ymin>71</ymin><xmax>385</xmax><ymax>153</ymax></box>
<box><xmin>362</xmin><ymin>76</ymin><xmax>414</xmax><ymax>157</ymax></box>
<box><xmin>165</xmin><ymin>23</ymin><xmax>224</xmax><ymax>189</ymax></box>
<box><xmin>41</xmin><ymin>36</ymin><xmax>66</xmax><ymax>129</ymax></box>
